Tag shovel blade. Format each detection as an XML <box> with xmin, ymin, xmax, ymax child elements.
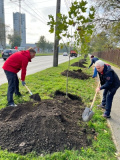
<box><xmin>82</xmin><ymin>107</ymin><xmax>94</xmax><ymax>122</ymax></box>
<box><xmin>30</xmin><ymin>93</ymin><xmax>41</xmax><ymax>101</ymax></box>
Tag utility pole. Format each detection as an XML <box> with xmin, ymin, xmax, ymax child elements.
<box><xmin>10</xmin><ymin>0</ymin><xmax>22</xmax><ymax>36</ymax></box>
<box><xmin>53</xmin><ymin>0</ymin><xmax>61</xmax><ymax>67</ymax></box>
<box><xmin>18</xmin><ymin>0</ymin><xmax>21</xmax><ymax>36</ymax></box>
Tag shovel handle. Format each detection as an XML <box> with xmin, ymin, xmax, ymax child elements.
<box><xmin>90</xmin><ymin>81</ymin><xmax>100</xmax><ymax>110</ymax></box>
<box><xmin>24</xmin><ymin>85</ymin><xmax>33</xmax><ymax>95</ymax></box>
<box><xmin>18</xmin><ymin>76</ymin><xmax>33</xmax><ymax>95</ymax></box>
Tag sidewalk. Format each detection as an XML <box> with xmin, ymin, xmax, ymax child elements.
<box><xmin>99</xmin><ymin>65</ymin><xmax>120</xmax><ymax>160</ymax></box>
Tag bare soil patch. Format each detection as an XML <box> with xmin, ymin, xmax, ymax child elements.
<box><xmin>71</xmin><ymin>59</ymin><xmax>87</xmax><ymax>68</ymax></box>
<box><xmin>61</xmin><ymin>69</ymin><xmax>90</xmax><ymax>80</ymax></box>
<box><xmin>79</xmin><ymin>59</ymin><xmax>87</xmax><ymax>64</ymax></box>
<box><xmin>0</xmin><ymin>92</ymin><xmax>95</xmax><ymax>155</ymax></box>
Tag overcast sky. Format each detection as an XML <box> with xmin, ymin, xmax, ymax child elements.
<box><xmin>4</xmin><ymin>0</ymin><xmax>70</xmax><ymax>44</ymax></box>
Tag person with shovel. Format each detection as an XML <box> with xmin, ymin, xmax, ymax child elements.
<box><xmin>2</xmin><ymin>48</ymin><xmax>36</xmax><ymax>107</ymax></box>
<box><xmin>95</xmin><ymin>60</ymin><xmax>120</xmax><ymax>118</ymax></box>
<box><xmin>88</xmin><ymin>55</ymin><xmax>99</xmax><ymax>78</ymax></box>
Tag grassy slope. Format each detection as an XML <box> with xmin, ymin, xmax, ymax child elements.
<box><xmin>0</xmin><ymin>57</ymin><xmax>117</xmax><ymax>160</ymax></box>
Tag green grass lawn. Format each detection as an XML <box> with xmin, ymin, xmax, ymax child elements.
<box><xmin>0</xmin><ymin>56</ymin><xmax>117</xmax><ymax>160</ymax></box>
<box><xmin>36</xmin><ymin>53</ymin><xmax>63</xmax><ymax>56</ymax></box>
<box><xmin>35</xmin><ymin>53</ymin><xmax>53</xmax><ymax>56</ymax></box>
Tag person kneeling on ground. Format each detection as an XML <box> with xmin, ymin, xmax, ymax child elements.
<box><xmin>2</xmin><ymin>48</ymin><xmax>36</xmax><ymax>107</ymax></box>
<box><xmin>95</xmin><ymin>60</ymin><xmax>120</xmax><ymax>118</ymax></box>
<box><xmin>88</xmin><ymin>55</ymin><xmax>99</xmax><ymax>78</ymax></box>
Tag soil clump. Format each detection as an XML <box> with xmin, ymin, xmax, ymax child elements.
<box><xmin>79</xmin><ymin>59</ymin><xmax>87</xmax><ymax>64</ymax></box>
<box><xmin>0</xmin><ymin>93</ymin><xmax>95</xmax><ymax>155</ymax></box>
<box><xmin>61</xmin><ymin>69</ymin><xmax>90</xmax><ymax>80</ymax></box>
<box><xmin>71</xmin><ymin>59</ymin><xmax>87</xmax><ymax>68</ymax></box>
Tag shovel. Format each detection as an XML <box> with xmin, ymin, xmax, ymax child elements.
<box><xmin>18</xmin><ymin>77</ymin><xmax>41</xmax><ymax>101</ymax></box>
<box><xmin>82</xmin><ymin>81</ymin><xmax>100</xmax><ymax>122</ymax></box>
<box><xmin>24</xmin><ymin>84</ymin><xmax>41</xmax><ymax>102</ymax></box>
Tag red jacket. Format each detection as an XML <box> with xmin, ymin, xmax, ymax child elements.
<box><xmin>2</xmin><ymin>50</ymin><xmax>31</xmax><ymax>81</ymax></box>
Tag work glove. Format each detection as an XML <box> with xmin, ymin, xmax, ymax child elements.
<box><xmin>22</xmin><ymin>81</ymin><xmax>26</xmax><ymax>86</ymax></box>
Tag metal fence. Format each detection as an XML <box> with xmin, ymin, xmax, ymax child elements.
<box><xmin>93</xmin><ymin>49</ymin><xmax>120</xmax><ymax>66</ymax></box>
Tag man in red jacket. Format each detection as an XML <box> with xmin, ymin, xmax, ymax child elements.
<box><xmin>2</xmin><ymin>47</ymin><xmax>36</xmax><ymax>107</ymax></box>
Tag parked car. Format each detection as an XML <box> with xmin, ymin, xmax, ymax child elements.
<box><xmin>70</xmin><ymin>50</ymin><xmax>77</xmax><ymax>57</ymax></box>
<box><xmin>2</xmin><ymin>49</ymin><xmax>18</xmax><ymax>60</ymax></box>
<box><xmin>63</xmin><ymin>52</ymin><xmax>68</xmax><ymax>56</ymax></box>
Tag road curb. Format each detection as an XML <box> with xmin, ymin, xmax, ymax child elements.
<box><xmin>99</xmin><ymin>92</ymin><xmax>120</xmax><ymax>160</ymax></box>
<box><xmin>107</xmin><ymin>119</ymin><xmax>120</xmax><ymax>160</ymax></box>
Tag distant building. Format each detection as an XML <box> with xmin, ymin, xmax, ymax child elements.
<box><xmin>13</xmin><ymin>12</ymin><xmax>26</xmax><ymax>47</ymax></box>
<box><xmin>0</xmin><ymin>0</ymin><xmax>6</xmax><ymax>49</ymax></box>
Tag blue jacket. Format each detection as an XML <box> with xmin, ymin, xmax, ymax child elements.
<box><xmin>89</xmin><ymin>57</ymin><xmax>99</xmax><ymax>68</ymax></box>
<box><xmin>98</xmin><ymin>64</ymin><xmax>120</xmax><ymax>92</ymax></box>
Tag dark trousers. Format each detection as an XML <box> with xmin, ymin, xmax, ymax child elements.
<box><xmin>92</xmin><ymin>67</ymin><xmax>97</xmax><ymax>78</ymax></box>
<box><xmin>102</xmin><ymin>89</ymin><xmax>117</xmax><ymax>116</ymax></box>
<box><xmin>4</xmin><ymin>70</ymin><xmax>20</xmax><ymax>105</ymax></box>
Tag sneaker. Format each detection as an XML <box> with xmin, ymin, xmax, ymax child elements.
<box><xmin>97</xmin><ymin>104</ymin><xmax>106</xmax><ymax>109</ymax></box>
<box><xmin>103</xmin><ymin>113</ymin><xmax>111</xmax><ymax>118</ymax></box>
<box><xmin>9</xmin><ymin>104</ymin><xmax>17</xmax><ymax>107</ymax></box>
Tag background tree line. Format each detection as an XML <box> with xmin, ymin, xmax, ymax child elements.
<box><xmin>36</xmin><ymin>36</ymin><xmax>70</xmax><ymax>53</ymax></box>
<box><xmin>36</xmin><ymin>35</ymin><xmax>54</xmax><ymax>52</ymax></box>
<box><xmin>7</xmin><ymin>34</ymin><xmax>54</xmax><ymax>52</ymax></box>
<box><xmin>7</xmin><ymin>33</ymin><xmax>68</xmax><ymax>53</ymax></box>
<box><xmin>88</xmin><ymin>0</ymin><xmax>120</xmax><ymax>53</ymax></box>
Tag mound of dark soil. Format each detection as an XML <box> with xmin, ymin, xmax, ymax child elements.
<box><xmin>61</xmin><ymin>69</ymin><xmax>90</xmax><ymax>80</ymax></box>
<box><xmin>54</xmin><ymin>90</ymin><xmax>82</xmax><ymax>101</ymax></box>
<box><xmin>71</xmin><ymin>61</ymin><xmax>87</xmax><ymax>68</ymax></box>
<box><xmin>71</xmin><ymin>59</ymin><xmax>88</xmax><ymax>67</ymax></box>
<box><xmin>79</xmin><ymin>59</ymin><xmax>87</xmax><ymax>64</ymax></box>
<box><xmin>0</xmin><ymin>95</ymin><xmax>95</xmax><ymax>155</ymax></box>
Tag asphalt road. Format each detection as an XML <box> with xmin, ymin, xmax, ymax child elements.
<box><xmin>0</xmin><ymin>55</ymin><xmax>73</xmax><ymax>85</ymax></box>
